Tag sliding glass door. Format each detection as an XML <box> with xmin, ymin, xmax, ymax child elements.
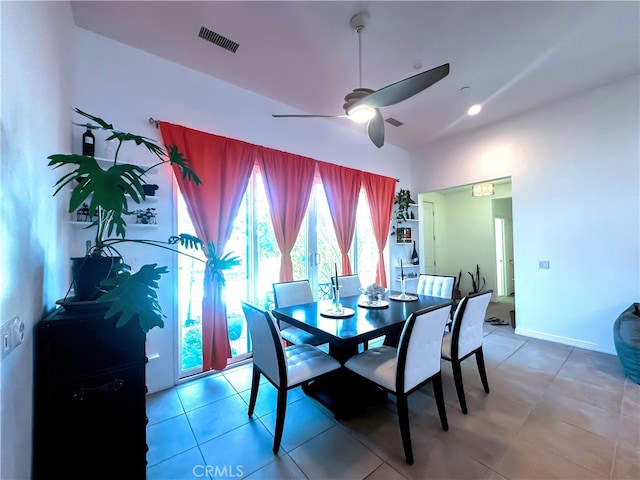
<box><xmin>176</xmin><ymin>172</ymin><xmax>378</xmax><ymax>378</ymax></box>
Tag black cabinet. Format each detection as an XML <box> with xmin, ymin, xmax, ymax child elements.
<box><xmin>33</xmin><ymin>307</ymin><xmax>147</xmax><ymax>478</ymax></box>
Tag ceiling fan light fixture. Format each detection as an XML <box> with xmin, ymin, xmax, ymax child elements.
<box><xmin>347</xmin><ymin>104</ymin><xmax>375</xmax><ymax>123</ymax></box>
<box><xmin>468</xmin><ymin>104</ymin><xmax>482</xmax><ymax>116</ymax></box>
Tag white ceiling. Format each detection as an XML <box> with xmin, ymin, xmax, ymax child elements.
<box><xmin>71</xmin><ymin>1</ymin><xmax>639</xmax><ymax>153</ymax></box>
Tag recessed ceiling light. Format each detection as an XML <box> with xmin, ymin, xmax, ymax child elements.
<box><xmin>467</xmin><ymin>104</ymin><xmax>482</xmax><ymax>116</ymax></box>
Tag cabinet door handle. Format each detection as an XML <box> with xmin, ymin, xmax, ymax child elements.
<box><xmin>71</xmin><ymin>378</ymin><xmax>125</xmax><ymax>401</ymax></box>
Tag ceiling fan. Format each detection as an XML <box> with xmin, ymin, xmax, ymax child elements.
<box><xmin>272</xmin><ymin>12</ymin><xmax>450</xmax><ymax>148</ymax></box>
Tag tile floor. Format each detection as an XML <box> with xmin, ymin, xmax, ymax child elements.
<box><xmin>145</xmin><ymin>301</ymin><xmax>640</xmax><ymax>479</ymax></box>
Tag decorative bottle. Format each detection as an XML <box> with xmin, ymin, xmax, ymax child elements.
<box><xmin>410</xmin><ymin>241</ymin><xmax>419</xmax><ymax>265</ymax></box>
<box><xmin>82</xmin><ymin>127</ymin><xmax>95</xmax><ymax>156</ymax></box>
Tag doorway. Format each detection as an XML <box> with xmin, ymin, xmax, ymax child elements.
<box><xmin>492</xmin><ymin>197</ymin><xmax>514</xmax><ymax>299</ymax></box>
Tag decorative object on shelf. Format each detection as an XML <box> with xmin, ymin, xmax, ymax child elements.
<box><xmin>82</xmin><ymin>126</ymin><xmax>95</xmax><ymax>156</ymax></box>
<box><xmin>75</xmin><ymin>203</ymin><xmax>92</xmax><ymax>222</ymax></box>
<box><xmin>409</xmin><ymin>211</ymin><xmax>415</xmax><ymax>219</ymax></box>
<box><xmin>48</xmin><ymin>108</ymin><xmax>242</xmax><ymax>333</ymax></box>
<box><xmin>133</xmin><ymin>208</ymin><xmax>157</xmax><ymax>225</ymax></box>
<box><xmin>471</xmin><ymin>182</ymin><xmax>495</xmax><ymax>197</ymax></box>
<box><xmin>103</xmin><ymin>138</ymin><xmax>116</xmax><ymax>159</ymax></box>
<box><xmin>410</xmin><ymin>240</ymin><xmax>419</xmax><ymax>265</ymax></box>
<box><xmin>396</xmin><ymin>226</ymin><xmax>412</xmax><ymax>244</ymax></box>
<box><xmin>142</xmin><ymin>184</ymin><xmax>159</xmax><ymax>196</ymax></box>
<box><xmin>468</xmin><ymin>264</ymin><xmax>486</xmax><ymax>294</ymax></box>
<box><xmin>390</xmin><ymin>188</ymin><xmax>416</xmax><ymax>237</ymax></box>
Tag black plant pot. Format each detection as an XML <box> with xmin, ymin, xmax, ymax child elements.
<box><xmin>142</xmin><ymin>184</ymin><xmax>159</xmax><ymax>196</ymax></box>
<box><xmin>70</xmin><ymin>256</ymin><xmax>123</xmax><ymax>301</ymax></box>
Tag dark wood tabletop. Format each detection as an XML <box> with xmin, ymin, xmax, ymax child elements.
<box><xmin>273</xmin><ymin>290</ymin><xmax>452</xmax><ymax>363</ymax></box>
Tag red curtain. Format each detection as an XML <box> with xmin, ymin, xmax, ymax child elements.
<box><xmin>258</xmin><ymin>149</ymin><xmax>316</xmax><ymax>282</ymax></box>
<box><xmin>317</xmin><ymin>161</ymin><xmax>362</xmax><ymax>275</ymax></box>
<box><xmin>362</xmin><ymin>173</ymin><xmax>397</xmax><ymax>288</ymax></box>
<box><xmin>159</xmin><ymin>123</ymin><xmax>255</xmax><ymax>372</ymax></box>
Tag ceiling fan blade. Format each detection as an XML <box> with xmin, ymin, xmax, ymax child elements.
<box><xmin>354</xmin><ymin>63</ymin><xmax>450</xmax><ymax>109</ymax></box>
<box><xmin>272</xmin><ymin>114</ymin><xmax>347</xmax><ymax>118</ymax></box>
<box><xmin>367</xmin><ymin>109</ymin><xmax>385</xmax><ymax>148</ymax></box>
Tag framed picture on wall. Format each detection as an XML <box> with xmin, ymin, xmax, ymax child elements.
<box><xmin>396</xmin><ymin>227</ymin><xmax>412</xmax><ymax>244</ymax></box>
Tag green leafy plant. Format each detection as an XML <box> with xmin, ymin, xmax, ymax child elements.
<box><xmin>468</xmin><ymin>264</ymin><xmax>486</xmax><ymax>293</ymax></box>
<box><xmin>48</xmin><ymin>108</ymin><xmax>240</xmax><ymax>333</ymax></box>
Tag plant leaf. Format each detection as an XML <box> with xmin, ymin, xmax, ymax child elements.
<box><xmin>98</xmin><ymin>263</ymin><xmax>169</xmax><ymax>333</ymax></box>
<box><xmin>168</xmin><ymin>233</ymin><xmax>204</xmax><ymax>250</ymax></box>
<box><xmin>205</xmin><ymin>241</ymin><xmax>242</xmax><ymax>286</ymax></box>
<box><xmin>73</xmin><ymin>108</ymin><xmax>114</xmax><ymax>130</ymax></box>
<box><xmin>49</xmin><ymin>154</ymin><xmax>148</xmax><ymax>238</ymax></box>
<box><xmin>166</xmin><ymin>145</ymin><xmax>202</xmax><ymax>184</ymax></box>
<box><xmin>108</xmin><ymin>130</ymin><xmax>165</xmax><ymax>159</ymax></box>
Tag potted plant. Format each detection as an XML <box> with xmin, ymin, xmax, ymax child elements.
<box><xmin>390</xmin><ymin>188</ymin><xmax>416</xmax><ymax>237</ymax></box>
<box><xmin>49</xmin><ymin>108</ymin><xmax>240</xmax><ymax>333</ymax></box>
<box><xmin>467</xmin><ymin>264</ymin><xmax>486</xmax><ymax>294</ymax></box>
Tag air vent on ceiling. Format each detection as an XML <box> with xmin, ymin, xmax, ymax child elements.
<box><xmin>198</xmin><ymin>26</ymin><xmax>239</xmax><ymax>53</ymax></box>
<box><xmin>385</xmin><ymin>117</ymin><xmax>403</xmax><ymax>127</ymax></box>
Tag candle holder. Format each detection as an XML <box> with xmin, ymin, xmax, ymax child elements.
<box><xmin>397</xmin><ymin>276</ymin><xmax>413</xmax><ymax>301</ymax></box>
<box><xmin>332</xmin><ymin>285</ymin><xmax>343</xmax><ymax>314</ymax></box>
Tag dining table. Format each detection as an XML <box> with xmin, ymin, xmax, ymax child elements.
<box><xmin>272</xmin><ymin>290</ymin><xmax>453</xmax><ymax>419</ymax></box>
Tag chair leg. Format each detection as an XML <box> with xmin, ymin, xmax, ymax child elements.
<box><xmin>248</xmin><ymin>367</ymin><xmax>260</xmax><ymax>417</ymax></box>
<box><xmin>396</xmin><ymin>393</ymin><xmax>414</xmax><ymax>465</ymax></box>
<box><xmin>272</xmin><ymin>387</ymin><xmax>288</xmax><ymax>454</ymax></box>
<box><xmin>475</xmin><ymin>348</ymin><xmax>490</xmax><ymax>394</ymax></box>
<box><xmin>432</xmin><ymin>373</ymin><xmax>448</xmax><ymax>431</ymax></box>
<box><xmin>451</xmin><ymin>359</ymin><xmax>468</xmax><ymax>414</ymax></box>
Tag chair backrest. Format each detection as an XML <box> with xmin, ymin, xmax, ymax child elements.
<box><xmin>416</xmin><ymin>274</ymin><xmax>455</xmax><ymax>299</ymax></box>
<box><xmin>272</xmin><ymin>280</ymin><xmax>314</xmax><ymax>308</ymax></box>
<box><xmin>396</xmin><ymin>302</ymin><xmax>451</xmax><ymax>393</ymax></box>
<box><xmin>450</xmin><ymin>290</ymin><xmax>493</xmax><ymax>359</ymax></box>
<box><xmin>241</xmin><ymin>301</ymin><xmax>286</xmax><ymax>387</ymax></box>
<box><xmin>331</xmin><ymin>274</ymin><xmax>362</xmax><ymax>297</ymax></box>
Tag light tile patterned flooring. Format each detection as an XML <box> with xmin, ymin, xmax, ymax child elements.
<box><xmin>145</xmin><ymin>301</ymin><xmax>640</xmax><ymax>479</ymax></box>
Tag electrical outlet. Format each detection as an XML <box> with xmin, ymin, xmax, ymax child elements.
<box><xmin>538</xmin><ymin>260</ymin><xmax>550</xmax><ymax>269</ymax></box>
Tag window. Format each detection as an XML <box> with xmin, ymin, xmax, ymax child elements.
<box><xmin>176</xmin><ymin>170</ymin><xmax>379</xmax><ymax>378</ymax></box>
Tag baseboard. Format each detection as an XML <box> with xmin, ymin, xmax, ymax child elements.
<box><xmin>514</xmin><ymin>327</ymin><xmax>616</xmax><ymax>355</ymax></box>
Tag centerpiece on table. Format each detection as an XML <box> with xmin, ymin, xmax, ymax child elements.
<box><xmin>359</xmin><ymin>283</ymin><xmax>388</xmax><ymax>307</ymax></box>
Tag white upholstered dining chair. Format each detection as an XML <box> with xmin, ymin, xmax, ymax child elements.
<box><xmin>241</xmin><ymin>301</ymin><xmax>341</xmax><ymax>454</ymax></box>
<box><xmin>416</xmin><ymin>274</ymin><xmax>456</xmax><ymax>329</ymax></box>
<box><xmin>330</xmin><ymin>274</ymin><xmax>362</xmax><ymax>297</ymax></box>
<box><xmin>344</xmin><ymin>302</ymin><xmax>452</xmax><ymax>465</ymax></box>
<box><xmin>272</xmin><ymin>280</ymin><xmax>325</xmax><ymax>346</ymax></box>
<box><xmin>441</xmin><ymin>290</ymin><xmax>493</xmax><ymax>414</ymax></box>
<box><xmin>416</xmin><ymin>274</ymin><xmax>455</xmax><ymax>298</ymax></box>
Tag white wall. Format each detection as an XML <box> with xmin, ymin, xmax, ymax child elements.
<box><xmin>70</xmin><ymin>27</ymin><xmax>414</xmax><ymax>393</ymax></box>
<box><xmin>410</xmin><ymin>75</ymin><xmax>640</xmax><ymax>354</ymax></box>
<box><xmin>0</xmin><ymin>2</ymin><xmax>75</xmax><ymax>478</ymax></box>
